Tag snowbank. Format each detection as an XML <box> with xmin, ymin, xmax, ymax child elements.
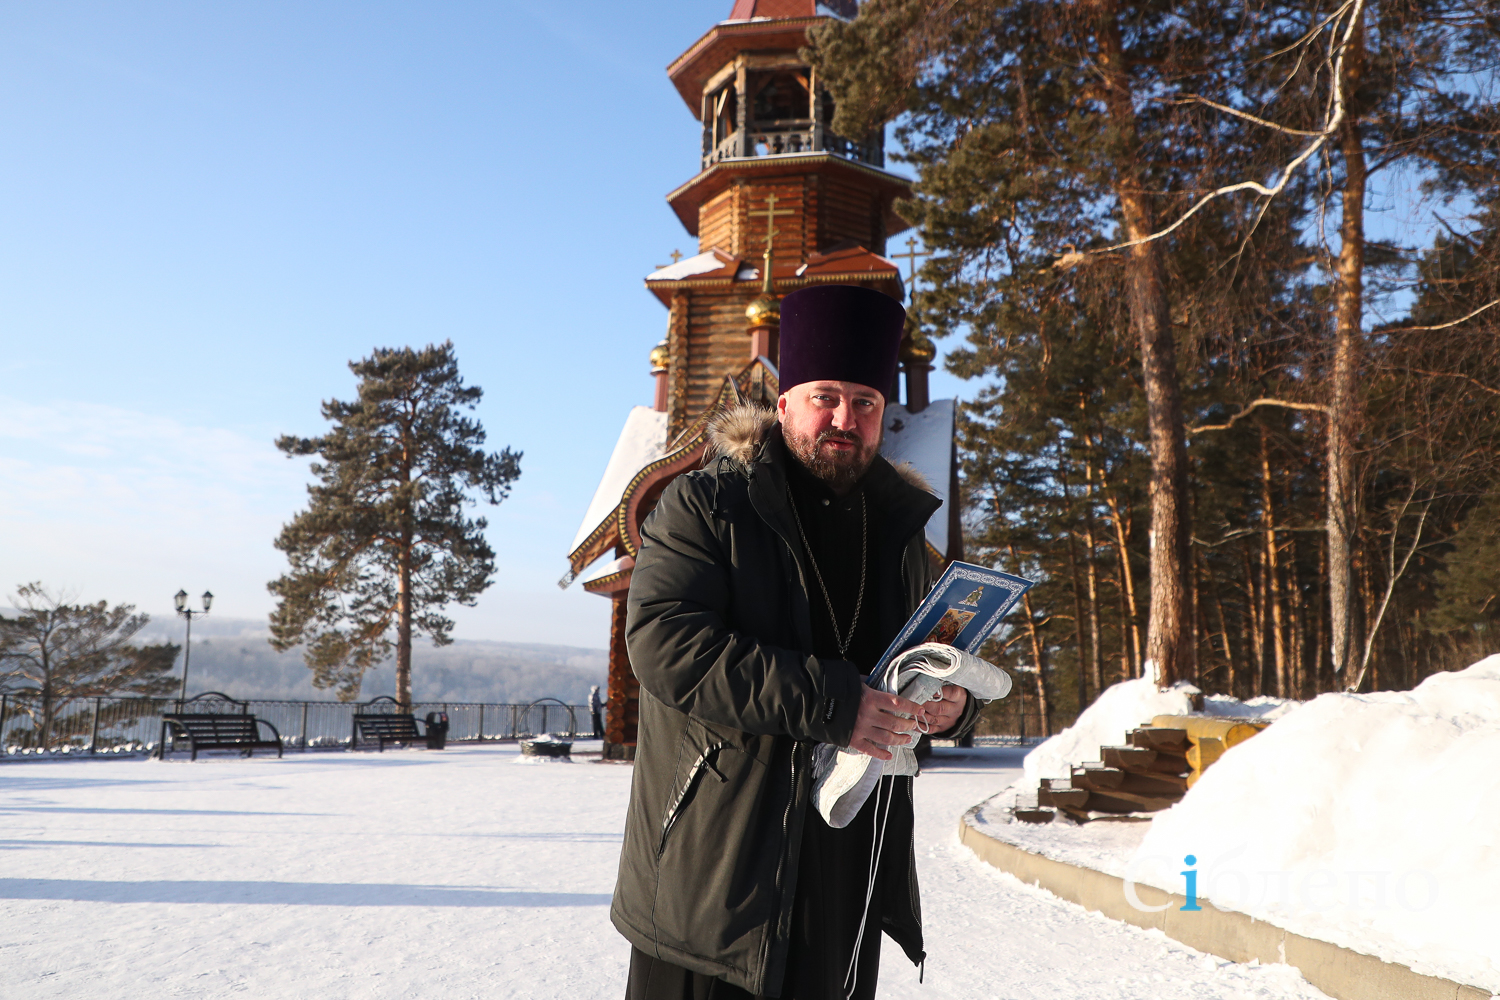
<box><xmin>1132</xmin><ymin>656</ymin><xmax>1500</xmax><ymax>993</ymax></box>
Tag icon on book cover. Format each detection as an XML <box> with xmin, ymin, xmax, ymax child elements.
<box><xmin>874</xmin><ymin>562</ymin><xmax>1035</xmax><ymax>673</ymax></box>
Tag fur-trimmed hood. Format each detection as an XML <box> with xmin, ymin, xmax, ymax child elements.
<box><xmin>705</xmin><ymin>402</ymin><xmax>934</xmax><ymax>494</ymax></box>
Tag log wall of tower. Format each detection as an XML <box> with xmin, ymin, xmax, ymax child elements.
<box><xmin>684</xmin><ymin>290</ymin><xmax>765</xmax><ymax>416</ymax></box>
<box><xmin>694</xmin><ymin>173</ymin><xmax>887</xmax><ymax>260</ymax></box>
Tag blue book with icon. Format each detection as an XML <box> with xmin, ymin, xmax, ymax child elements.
<box><xmin>872</xmin><ymin>561</ymin><xmax>1035</xmax><ymax>674</ymax></box>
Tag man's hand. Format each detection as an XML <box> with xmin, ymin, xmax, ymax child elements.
<box><xmin>918</xmin><ymin>684</ymin><xmax>968</xmax><ymax>736</ymax></box>
<box><xmin>848</xmin><ymin>686</ymin><xmax>925</xmax><ymax>760</ymax></box>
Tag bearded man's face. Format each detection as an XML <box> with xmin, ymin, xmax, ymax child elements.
<box><xmin>777</xmin><ymin>380</ymin><xmax>885</xmax><ymax>493</ymax></box>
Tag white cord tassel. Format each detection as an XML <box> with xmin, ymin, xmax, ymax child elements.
<box><xmin>843</xmin><ymin>775</ymin><xmax>896</xmax><ymax>999</ymax></box>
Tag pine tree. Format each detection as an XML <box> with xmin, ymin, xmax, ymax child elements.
<box><xmin>0</xmin><ymin>583</ymin><xmax>178</xmax><ymax>747</ymax></box>
<box><xmin>268</xmin><ymin>342</ymin><xmax>521</xmax><ymax>707</ymax></box>
<box><xmin>807</xmin><ymin>0</ymin><xmax>1298</xmax><ymax>688</ymax></box>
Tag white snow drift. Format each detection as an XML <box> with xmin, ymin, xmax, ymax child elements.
<box><xmin>1133</xmin><ymin>655</ymin><xmax>1500</xmax><ymax>992</ymax></box>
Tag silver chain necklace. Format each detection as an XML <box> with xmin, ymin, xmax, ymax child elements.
<box><xmin>787</xmin><ymin>484</ymin><xmax>868</xmax><ymax>658</ymax></box>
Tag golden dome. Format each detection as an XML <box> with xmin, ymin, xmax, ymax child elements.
<box><xmin>649</xmin><ymin>339</ymin><xmax>670</xmax><ymax>370</ymax></box>
<box><xmin>745</xmin><ymin>294</ymin><xmax>781</xmax><ymax>328</ymax></box>
<box><xmin>900</xmin><ymin>335</ymin><xmax>936</xmax><ymax>365</ymax></box>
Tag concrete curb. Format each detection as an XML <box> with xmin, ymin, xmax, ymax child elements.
<box><xmin>958</xmin><ymin>808</ymin><xmax>1492</xmax><ymax>1000</ymax></box>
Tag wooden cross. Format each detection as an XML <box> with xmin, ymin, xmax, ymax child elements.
<box><xmin>748</xmin><ymin>193</ymin><xmax>796</xmax><ymax>255</ymax></box>
<box><xmin>891</xmin><ymin>235</ymin><xmax>932</xmax><ymax>288</ymax></box>
<box><xmin>654</xmin><ymin>248</ymin><xmax>684</xmax><ymax>270</ymax></box>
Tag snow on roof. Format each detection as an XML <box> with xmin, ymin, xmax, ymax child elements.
<box><xmin>646</xmin><ymin>250</ymin><xmax>731</xmax><ymax>282</ymax></box>
<box><xmin>578</xmin><ymin>554</ymin><xmax>632</xmax><ymax>587</ymax></box>
<box><xmin>880</xmin><ymin>399</ymin><xmax>955</xmax><ymax>555</ymax></box>
<box><xmin>569</xmin><ymin>407</ymin><xmax>670</xmax><ymax>554</ymax></box>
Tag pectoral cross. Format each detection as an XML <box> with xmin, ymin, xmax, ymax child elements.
<box><xmin>891</xmin><ymin>235</ymin><xmax>932</xmax><ymax>290</ymax></box>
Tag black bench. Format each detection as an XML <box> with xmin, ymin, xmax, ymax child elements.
<box><xmin>352</xmin><ymin>697</ymin><xmax>429</xmax><ymax>751</ymax></box>
<box><xmin>158</xmin><ymin>693</ymin><xmax>283</xmax><ymax>761</ymax></box>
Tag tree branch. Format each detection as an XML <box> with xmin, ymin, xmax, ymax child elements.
<box><xmin>1377</xmin><ymin>296</ymin><xmax>1500</xmax><ymax>333</ymax></box>
<box><xmin>1170</xmin><ymin>94</ymin><xmax>1329</xmax><ymax>136</ymax></box>
<box><xmin>1374</xmin><ymin>364</ymin><xmax>1500</xmax><ymax>397</ymax></box>
<box><xmin>1057</xmin><ymin>0</ymin><xmax>1367</xmax><ymax>266</ymax></box>
<box><xmin>1347</xmin><ymin>491</ymin><xmax>1428</xmax><ymax>692</ymax></box>
<box><xmin>1188</xmin><ymin>398</ymin><xmax>1331</xmax><ymax>435</ymax></box>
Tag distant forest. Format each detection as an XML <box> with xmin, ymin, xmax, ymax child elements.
<box><xmin>137</xmin><ymin>617</ymin><xmax>605</xmax><ymax>704</ymax></box>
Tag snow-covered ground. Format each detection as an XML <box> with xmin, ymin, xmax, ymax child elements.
<box><xmin>1</xmin><ymin>742</ymin><xmax>1331</xmax><ymax>999</ymax></box>
<box><xmin>976</xmin><ymin>659</ymin><xmax>1500</xmax><ymax>996</ymax></box>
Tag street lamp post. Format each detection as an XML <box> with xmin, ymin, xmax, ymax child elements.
<box><xmin>174</xmin><ymin>589</ymin><xmax>213</xmax><ymax>704</ymax></box>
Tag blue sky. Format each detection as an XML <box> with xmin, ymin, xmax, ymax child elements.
<box><xmin>0</xmin><ymin>1</ymin><xmax>965</xmax><ymax>646</ymax></box>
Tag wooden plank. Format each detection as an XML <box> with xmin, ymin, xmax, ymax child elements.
<box><xmin>1131</xmin><ymin>726</ymin><xmax>1189</xmax><ymax>750</ymax></box>
<box><xmin>1149</xmin><ymin>715</ymin><xmax>1268</xmax><ymax>749</ymax></box>
<box><xmin>1071</xmin><ymin>765</ymin><xmax>1123</xmax><ymax>789</ymax></box>
<box><xmin>1012</xmin><ymin>806</ymin><xmax>1055</xmax><ymax>824</ymax></box>
<box><xmin>1075</xmin><ymin>765</ymin><xmax>1186</xmax><ymax>795</ymax></box>
<box><xmin>1187</xmin><ymin>736</ymin><xmax>1226</xmax><ymax>772</ymax></box>
<box><xmin>1147</xmin><ymin>750</ymin><xmax>1190</xmax><ymax>775</ymax></box>
<box><xmin>1047</xmin><ymin>788</ymin><xmax>1091</xmax><ymax>809</ymax></box>
<box><xmin>1101</xmin><ymin>745</ymin><xmax>1155</xmax><ymax>770</ymax></box>
<box><xmin>1081</xmin><ymin>788</ymin><xmax>1181</xmax><ymax>814</ymax></box>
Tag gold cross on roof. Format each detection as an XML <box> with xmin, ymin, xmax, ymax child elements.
<box><xmin>748</xmin><ymin>193</ymin><xmax>796</xmax><ymax>255</ymax></box>
<box><xmin>654</xmin><ymin>249</ymin><xmax>684</xmax><ymax>269</ymax></box>
<box><xmin>891</xmin><ymin>235</ymin><xmax>932</xmax><ymax>287</ymax></box>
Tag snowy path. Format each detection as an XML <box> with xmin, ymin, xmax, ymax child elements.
<box><xmin>881</xmin><ymin>747</ymin><xmax>1328</xmax><ymax>1000</ymax></box>
<box><xmin>1</xmin><ymin>744</ymin><xmax>1328</xmax><ymax>999</ymax></box>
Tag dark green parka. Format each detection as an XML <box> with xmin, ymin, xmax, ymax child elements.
<box><xmin>611</xmin><ymin>405</ymin><xmax>979</xmax><ymax>996</ymax></box>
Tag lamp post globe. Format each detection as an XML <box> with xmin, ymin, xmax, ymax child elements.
<box><xmin>172</xmin><ymin>589</ymin><xmax>212</xmax><ymax>704</ymax></box>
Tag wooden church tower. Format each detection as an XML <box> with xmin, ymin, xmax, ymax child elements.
<box><xmin>563</xmin><ymin>0</ymin><xmax>961</xmax><ymax>760</ymax></box>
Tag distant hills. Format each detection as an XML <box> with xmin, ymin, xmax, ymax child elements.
<box><xmin>134</xmin><ymin>617</ymin><xmax>606</xmax><ymax>705</ymax></box>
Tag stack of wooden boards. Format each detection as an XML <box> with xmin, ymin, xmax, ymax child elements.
<box><xmin>1014</xmin><ymin>715</ymin><xmax>1270</xmax><ymax>823</ymax></box>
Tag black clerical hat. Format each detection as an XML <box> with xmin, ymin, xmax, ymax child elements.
<box><xmin>778</xmin><ymin>285</ymin><xmax>905</xmax><ymax>399</ymax></box>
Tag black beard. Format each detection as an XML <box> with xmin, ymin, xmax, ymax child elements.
<box><xmin>784</xmin><ymin>425</ymin><xmax>879</xmax><ymax>492</ymax></box>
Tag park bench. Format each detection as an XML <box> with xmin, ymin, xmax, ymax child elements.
<box><xmin>158</xmin><ymin>692</ymin><xmax>284</xmax><ymax>761</ymax></box>
<box><xmin>352</xmin><ymin>697</ymin><xmax>432</xmax><ymax>751</ymax></box>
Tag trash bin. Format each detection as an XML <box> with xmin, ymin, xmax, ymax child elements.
<box><xmin>424</xmin><ymin>711</ymin><xmax>449</xmax><ymax>750</ymax></box>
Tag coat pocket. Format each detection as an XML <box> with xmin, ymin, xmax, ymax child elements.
<box><xmin>658</xmin><ymin>738</ymin><xmax>730</xmax><ymax>857</ymax></box>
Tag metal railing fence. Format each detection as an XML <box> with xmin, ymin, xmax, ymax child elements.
<box><xmin>0</xmin><ymin>693</ymin><xmax>588</xmax><ymax>759</ymax></box>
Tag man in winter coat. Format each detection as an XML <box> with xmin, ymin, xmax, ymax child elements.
<box><xmin>613</xmin><ymin>284</ymin><xmax>981</xmax><ymax>1000</ymax></box>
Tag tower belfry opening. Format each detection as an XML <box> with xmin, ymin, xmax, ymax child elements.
<box><xmin>563</xmin><ymin>0</ymin><xmax>962</xmax><ymax>760</ymax></box>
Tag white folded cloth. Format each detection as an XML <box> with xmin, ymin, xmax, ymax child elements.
<box><xmin>811</xmin><ymin>643</ymin><xmax>1013</xmax><ymax>828</ymax></box>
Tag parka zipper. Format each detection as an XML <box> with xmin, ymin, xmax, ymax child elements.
<box><xmin>773</xmin><ymin>740</ymin><xmax>800</xmax><ymax>901</ymax></box>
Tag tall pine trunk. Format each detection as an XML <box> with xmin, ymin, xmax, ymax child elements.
<box><xmin>1095</xmin><ymin>449</ymin><xmax>1142</xmax><ymax>679</ymax></box>
<box><xmin>397</xmin><ymin>418</ymin><xmax>415</xmax><ymax>712</ymax></box>
<box><xmin>1097</xmin><ymin>1</ymin><xmax>1194</xmax><ymax>689</ymax></box>
<box><xmin>1059</xmin><ymin>444</ymin><xmax>1092</xmax><ymax>709</ymax></box>
<box><xmin>1330</xmin><ymin>16</ymin><xmax>1367</xmax><ymax>687</ymax></box>
<box><xmin>1082</xmin><ymin>442</ymin><xmax>1105</xmax><ymax>696</ymax></box>
<box><xmin>1012</xmin><ymin>543</ymin><xmax>1052</xmax><ymax>736</ymax></box>
<box><xmin>397</xmin><ymin>541</ymin><xmax>413</xmax><ymax>712</ymax></box>
<box><xmin>1260</xmin><ymin>427</ymin><xmax>1288</xmax><ymax>697</ymax></box>
<box><xmin>1244</xmin><ymin>539</ymin><xmax>1264</xmax><ymax>697</ymax></box>
<box><xmin>1067</xmin><ymin>531</ymin><xmax>1090</xmax><ymax>709</ymax></box>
